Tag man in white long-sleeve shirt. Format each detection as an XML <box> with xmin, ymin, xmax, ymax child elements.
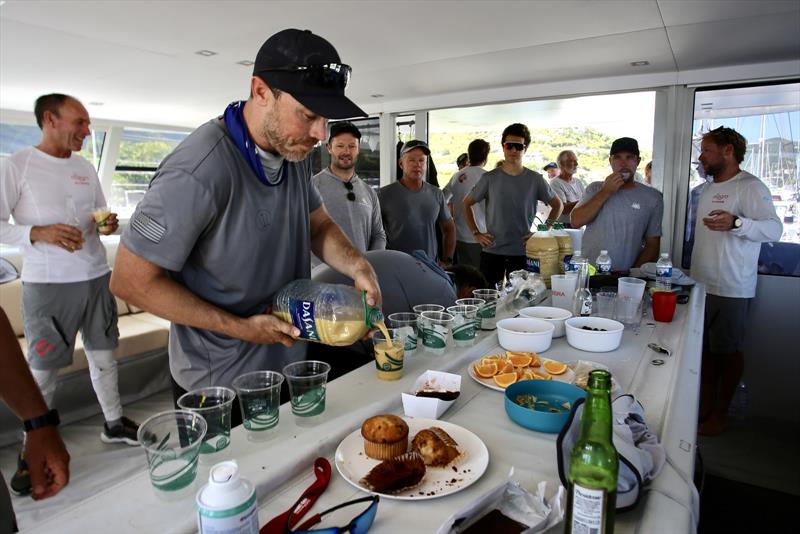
<box><xmin>0</xmin><ymin>94</ymin><xmax>139</xmax><ymax>496</ymax></box>
<box><xmin>692</xmin><ymin>126</ymin><xmax>782</xmax><ymax>436</ymax></box>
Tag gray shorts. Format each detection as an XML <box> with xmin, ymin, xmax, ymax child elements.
<box><xmin>22</xmin><ymin>272</ymin><xmax>119</xmax><ymax>370</ymax></box>
<box><xmin>704</xmin><ymin>294</ymin><xmax>750</xmax><ymax>355</ymax></box>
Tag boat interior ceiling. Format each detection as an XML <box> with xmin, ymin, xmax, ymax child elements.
<box><xmin>1</xmin><ymin>0</ymin><xmax>799</xmax><ymax>128</ymax></box>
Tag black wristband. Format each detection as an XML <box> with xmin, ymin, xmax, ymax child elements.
<box><xmin>23</xmin><ymin>408</ymin><xmax>60</xmax><ymax>432</ymax></box>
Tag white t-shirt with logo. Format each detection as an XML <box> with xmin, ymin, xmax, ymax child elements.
<box><xmin>549</xmin><ymin>176</ymin><xmax>585</xmax><ymax>224</ymax></box>
<box><xmin>0</xmin><ymin>147</ymin><xmax>109</xmax><ymax>282</ymax></box>
<box><xmin>443</xmin><ymin>166</ymin><xmax>487</xmax><ymax>242</ymax></box>
<box><xmin>691</xmin><ymin>171</ymin><xmax>782</xmax><ymax>298</ymax></box>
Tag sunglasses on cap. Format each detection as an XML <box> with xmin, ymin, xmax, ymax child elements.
<box><xmin>344</xmin><ymin>181</ymin><xmax>356</xmax><ymax>202</ymax></box>
<box><xmin>258</xmin><ymin>63</ymin><xmax>352</xmax><ymax>90</ymax></box>
<box><xmin>503</xmin><ymin>142</ymin><xmax>526</xmax><ymax>152</ymax></box>
<box><xmin>286</xmin><ymin>495</ymin><xmax>379</xmax><ymax>534</ymax></box>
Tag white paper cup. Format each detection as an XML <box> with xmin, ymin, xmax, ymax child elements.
<box><xmin>550</xmin><ymin>273</ymin><xmax>578</xmax><ymax>311</ymax></box>
<box><xmin>618</xmin><ymin>277</ymin><xmax>646</xmax><ymax>304</ymax></box>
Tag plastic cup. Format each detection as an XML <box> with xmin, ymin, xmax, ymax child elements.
<box><xmin>652</xmin><ymin>291</ymin><xmax>678</xmax><ymax>322</ymax></box>
<box><xmin>387</xmin><ymin>312</ymin><xmax>419</xmax><ymax>357</ymax></box>
<box><xmin>614</xmin><ymin>295</ymin><xmax>640</xmax><ymax>328</ymax></box>
<box><xmin>446</xmin><ymin>305</ymin><xmax>479</xmax><ymax>346</ymax></box>
<box><xmin>372</xmin><ymin>329</ymin><xmax>404</xmax><ymax>380</ymax></box>
<box><xmin>472</xmin><ymin>289</ymin><xmax>500</xmax><ymax>330</ymax></box>
<box><xmin>596</xmin><ymin>291</ymin><xmax>616</xmax><ymax>319</ymax></box>
<box><xmin>231</xmin><ymin>371</ymin><xmax>284</xmax><ymax>441</ymax></box>
<box><xmin>618</xmin><ymin>277</ymin><xmax>646</xmax><ymax>304</ymax></box>
<box><xmin>283</xmin><ymin>360</ymin><xmax>331</xmax><ymax>425</ymax></box>
<box><xmin>419</xmin><ymin>311</ymin><xmax>454</xmax><ymax>354</ymax></box>
<box><xmin>138</xmin><ymin>410</ymin><xmax>207</xmax><ymax>499</ymax></box>
<box><xmin>177</xmin><ymin>387</ymin><xmax>235</xmax><ymax>457</ymax></box>
<box><xmin>550</xmin><ymin>274</ymin><xmax>578</xmax><ymax>311</ymax></box>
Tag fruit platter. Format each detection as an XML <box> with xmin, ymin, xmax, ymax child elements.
<box><xmin>467</xmin><ymin>351</ymin><xmax>576</xmax><ymax>392</ymax></box>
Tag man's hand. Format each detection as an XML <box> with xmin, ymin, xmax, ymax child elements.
<box><xmin>239</xmin><ymin>314</ymin><xmax>300</xmax><ymax>347</ymax></box>
<box><xmin>702</xmin><ymin>210</ymin><xmax>736</xmax><ymax>231</ymax></box>
<box><xmin>474</xmin><ymin>232</ymin><xmax>494</xmax><ymax>248</ymax></box>
<box><xmin>601</xmin><ymin>172</ymin><xmax>625</xmax><ymax>195</ymax></box>
<box><xmin>25</xmin><ymin>426</ymin><xmax>70</xmax><ymax>500</ymax></box>
<box><xmin>352</xmin><ymin>263</ymin><xmax>382</xmax><ymax>307</ymax></box>
<box><xmin>30</xmin><ymin>224</ymin><xmax>84</xmax><ymax>252</ymax></box>
<box><xmin>97</xmin><ymin>212</ymin><xmax>119</xmax><ymax>235</ymax></box>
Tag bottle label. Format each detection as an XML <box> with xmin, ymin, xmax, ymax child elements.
<box><xmin>288</xmin><ymin>299</ymin><xmax>320</xmax><ymax>341</ymax></box>
<box><xmin>526</xmin><ymin>256</ymin><xmax>541</xmax><ymax>273</ymax></box>
<box><xmin>598</xmin><ymin>263</ymin><xmax>611</xmax><ymax>274</ymax></box>
<box><xmin>571</xmin><ymin>484</ymin><xmax>607</xmax><ymax>534</ymax></box>
<box><xmin>563</xmin><ymin>255</ymin><xmax>574</xmax><ymax>272</ymax></box>
<box><xmin>656</xmin><ymin>266</ymin><xmax>673</xmax><ymax>277</ymax></box>
<box><xmin>579</xmin><ymin>299</ymin><xmax>593</xmax><ymax>316</ymax></box>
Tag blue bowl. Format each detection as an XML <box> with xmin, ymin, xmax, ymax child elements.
<box><xmin>504</xmin><ymin>380</ymin><xmax>586</xmax><ymax>433</ymax></box>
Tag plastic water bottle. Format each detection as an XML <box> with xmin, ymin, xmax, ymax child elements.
<box><xmin>655</xmin><ymin>253</ymin><xmax>673</xmax><ymax>291</ymax></box>
<box><xmin>595</xmin><ymin>250</ymin><xmax>612</xmax><ymax>274</ymax></box>
<box><xmin>273</xmin><ymin>280</ymin><xmax>384</xmax><ymax>346</ymax></box>
<box><xmin>728</xmin><ymin>382</ymin><xmax>749</xmax><ymax>420</ymax></box>
<box><xmin>567</xmin><ymin>250</ymin><xmax>585</xmax><ymax>274</ymax></box>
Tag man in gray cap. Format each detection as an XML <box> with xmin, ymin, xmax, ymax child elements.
<box><xmin>379</xmin><ymin>140</ymin><xmax>456</xmax><ymax>265</ymax></box>
<box><xmin>571</xmin><ymin>137</ymin><xmax>663</xmax><ymax>272</ymax></box>
<box><xmin>111</xmin><ymin>29</ymin><xmax>380</xmax><ymax>419</ymax></box>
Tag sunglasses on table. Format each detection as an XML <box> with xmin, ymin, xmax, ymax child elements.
<box><xmin>258</xmin><ymin>63</ymin><xmax>352</xmax><ymax>90</ymax></box>
<box><xmin>503</xmin><ymin>142</ymin><xmax>526</xmax><ymax>152</ymax></box>
<box><xmin>344</xmin><ymin>181</ymin><xmax>356</xmax><ymax>202</ymax></box>
<box><xmin>286</xmin><ymin>495</ymin><xmax>379</xmax><ymax>534</ymax></box>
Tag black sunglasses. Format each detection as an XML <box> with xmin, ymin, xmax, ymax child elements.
<box><xmin>344</xmin><ymin>181</ymin><xmax>356</xmax><ymax>202</ymax></box>
<box><xmin>503</xmin><ymin>142</ymin><xmax>526</xmax><ymax>152</ymax></box>
<box><xmin>287</xmin><ymin>495</ymin><xmax>379</xmax><ymax>534</ymax></box>
<box><xmin>258</xmin><ymin>63</ymin><xmax>352</xmax><ymax>90</ymax></box>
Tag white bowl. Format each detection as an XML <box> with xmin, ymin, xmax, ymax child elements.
<box><xmin>519</xmin><ymin>306</ymin><xmax>573</xmax><ymax>338</ymax></box>
<box><xmin>496</xmin><ymin>317</ymin><xmax>555</xmax><ymax>353</ymax></box>
<box><xmin>565</xmin><ymin>317</ymin><xmax>624</xmax><ymax>352</ymax></box>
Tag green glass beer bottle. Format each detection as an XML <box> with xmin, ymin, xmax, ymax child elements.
<box><xmin>566</xmin><ymin>369</ymin><xmax>618</xmax><ymax>534</ymax></box>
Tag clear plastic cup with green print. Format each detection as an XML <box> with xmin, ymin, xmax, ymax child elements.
<box><xmin>387</xmin><ymin>312</ymin><xmax>419</xmax><ymax>357</ymax></box>
<box><xmin>283</xmin><ymin>360</ymin><xmax>330</xmax><ymax>426</ymax></box>
<box><xmin>472</xmin><ymin>289</ymin><xmax>500</xmax><ymax>330</ymax></box>
<box><xmin>177</xmin><ymin>386</ymin><xmax>235</xmax><ymax>457</ymax></box>
<box><xmin>232</xmin><ymin>371</ymin><xmax>284</xmax><ymax>442</ymax></box>
<box><xmin>447</xmin><ymin>304</ymin><xmax>479</xmax><ymax>346</ymax></box>
<box><xmin>455</xmin><ymin>298</ymin><xmax>485</xmax><ymax>332</ymax></box>
<box><xmin>419</xmin><ymin>311</ymin><xmax>454</xmax><ymax>355</ymax></box>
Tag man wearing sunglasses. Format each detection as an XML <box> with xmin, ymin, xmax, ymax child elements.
<box><xmin>111</xmin><ymin>29</ymin><xmax>380</xmax><ymax>415</ymax></box>
<box><xmin>571</xmin><ymin>137</ymin><xmax>663</xmax><ymax>272</ymax></box>
<box><xmin>311</xmin><ymin>121</ymin><xmax>386</xmax><ymax>268</ymax></box>
<box><xmin>464</xmin><ymin>123</ymin><xmax>563</xmax><ymax>288</ymax></box>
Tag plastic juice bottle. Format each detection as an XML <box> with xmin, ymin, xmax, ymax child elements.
<box><xmin>273</xmin><ymin>280</ymin><xmax>385</xmax><ymax>346</ymax></box>
<box><xmin>552</xmin><ymin>223</ymin><xmax>574</xmax><ymax>274</ymax></box>
<box><xmin>525</xmin><ymin>224</ymin><xmax>560</xmax><ymax>288</ymax></box>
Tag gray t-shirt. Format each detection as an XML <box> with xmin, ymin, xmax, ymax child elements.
<box><xmin>443</xmin><ymin>166</ymin><xmax>487</xmax><ymax>243</ymax></box>
<box><xmin>469</xmin><ymin>167</ymin><xmax>554</xmax><ymax>256</ymax></box>
<box><xmin>549</xmin><ymin>176</ymin><xmax>585</xmax><ymax>225</ymax></box>
<box><xmin>379</xmin><ymin>180</ymin><xmax>451</xmax><ymax>260</ymax></box>
<box><xmin>576</xmin><ymin>181</ymin><xmax>664</xmax><ymax>271</ymax></box>
<box><xmin>312</xmin><ymin>249</ymin><xmax>456</xmax><ymax>317</ymax></box>
<box><xmin>121</xmin><ymin>119</ymin><xmax>323</xmax><ymax>390</ymax></box>
<box><xmin>311</xmin><ymin>168</ymin><xmax>385</xmax><ymax>255</ymax></box>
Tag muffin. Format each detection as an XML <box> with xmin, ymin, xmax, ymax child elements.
<box><xmin>361</xmin><ymin>414</ymin><xmax>409</xmax><ymax>460</ymax></box>
<box><xmin>411</xmin><ymin>427</ymin><xmax>460</xmax><ymax>466</ymax></box>
<box><xmin>360</xmin><ymin>452</ymin><xmax>426</xmax><ymax>493</ymax></box>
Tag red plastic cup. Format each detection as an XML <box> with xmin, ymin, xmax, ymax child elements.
<box><xmin>652</xmin><ymin>291</ymin><xmax>678</xmax><ymax>322</ymax></box>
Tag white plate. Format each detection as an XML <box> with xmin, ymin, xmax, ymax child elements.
<box><xmin>334</xmin><ymin>417</ymin><xmax>489</xmax><ymax>500</ymax></box>
<box><xmin>467</xmin><ymin>355</ymin><xmax>576</xmax><ymax>392</ymax></box>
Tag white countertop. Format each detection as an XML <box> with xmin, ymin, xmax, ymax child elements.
<box><xmin>27</xmin><ymin>286</ymin><xmax>704</xmax><ymax>534</ymax></box>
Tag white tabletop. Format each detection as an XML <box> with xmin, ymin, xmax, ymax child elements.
<box><xmin>28</xmin><ymin>286</ymin><xmax>704</xmax><ymax>534</ymax></box>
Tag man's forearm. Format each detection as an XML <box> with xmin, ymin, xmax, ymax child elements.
<box><xmin>462</xmin><ymin>197</ymin><xmax>480</xmax><ymax>234</ymax></box>
<box><xmin>633</xmin><ymin>238</ymin><xmax>660</xmax><ymax>267</ymax></box>
<box><xmin>0</xmin><ymin>310</ymin><xmax>49</xmax><ymax>421</ymax></box>
<box><xmin>571</xmin><ymin>190</ymin><xmax>610</xmax><ymax>228</ymax></box>
<box><xmin>441</xmin><ymin>221</ymin><xmax>456</xmax><ymax>259</ymax></box>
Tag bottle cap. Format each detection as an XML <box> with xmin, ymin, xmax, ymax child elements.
<box><xmin>660</xmin><ymin>252</ymin><xmax>669</xmax><ymax>258</ymax></box>
<box><xmin>600</xmin><ymin>250</ymin><xmax>608</xmax><ymax>255</ymax></box>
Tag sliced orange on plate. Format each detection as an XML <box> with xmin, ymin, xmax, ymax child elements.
<box><xmin>531</xmin><ymin>369</ymin><xmax>552</xmax><ymax>380</ymax></box>
<box><xmin>507</xmin><ymin>353</ymin><xmax>533</xmax><ymax>368</ymax></box>
<box><xmin>474</xmin><ymin>362</ymin><xmax>499</xmax><ymax>378</ymax></box>
<box><xmin>493</xmin><ymin>372</ymin><xmax>517</xmax><ymax>388</ymax></box>
<box><xmin>543</xmin><ymin>360</ymin><xmax>568</xmax><ymax>375</ymax></box>
<box><xmin>498</xmin><ymin>360</ymin><xmax>514</xmax><ymax>374</ymax></box>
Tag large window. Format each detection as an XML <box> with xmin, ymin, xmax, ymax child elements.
<box><xmin>0</xmin><ymin>122</ymin><xmax>106</xmax><ymax>169</ymax></box>
<box><xmin>111</xmin><ymin>127</ymin><xmax>188</xmax><ymax>218</ymax></box>
<box><xmin>682</xmin><ymin>82</ymin><xmax>799</xmax><ymax>276</ymax></box>
<box><xmin>311</xmin><ymin>117</ymin><xmax>381</xmax><ymax>188</ymax></box>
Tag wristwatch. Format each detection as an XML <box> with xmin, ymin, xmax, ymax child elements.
<box><xmin>472</xmin><ymin>229</ymin><xmax>481</xmax><ymax>235</ymax></box>
<box><xmin>442</xmin><ymin>256</ymin><xmax>454</xmax><ymax>264</ymax></box>
<box><xmin>23</xmin><ymin>408</ymin><xmax>60</xmax><ymax>432</ymax></box>
<box><xmin>732</xmin><ymin>216</ymin><xmax>743</xmax><ymax>229</ymax></box>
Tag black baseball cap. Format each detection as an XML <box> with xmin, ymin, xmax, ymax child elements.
<box><xmin>400</xmin><ymin>139</ymin><xmax>431</xmax><ymax>156</ymax></box>
<box><xmin>543</xmin><ymin>162</ymin><xmax>558</xmax><ymax>170</ymax></box>
<box><xmin>610</xmin><ymin>137</ymin><xmax>640</xmax><ymax>156</ymax></box>
<box><xmin>253</xmin><ymin>29</ymin><xmax>367</xmax><ymax>120</ymax></box>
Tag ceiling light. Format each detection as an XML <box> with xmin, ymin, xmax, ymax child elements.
<box><xmin>700</xmin><ymin>102</ymin><xmax>713</xmax><ymax>110</ymax></box>
<box><xmin>195</xmin><ymin>50</ymin><xmax>218</xmax><ymax>57</ymax></box>
<box><xmin>370</xmin><ymin>94</ymin><xmax>384</xmax><ymax>98</ymax></box>
<box><xmin>630</xmin><ymin>61</ymin><xmax>650</xmax><ymax>67</ymax></box>
<box><xmin>236</xmin><ymin>60</ymin><xmax>254</xmax><ymax>66</ymax></box>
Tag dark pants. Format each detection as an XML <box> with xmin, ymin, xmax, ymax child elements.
<box><xmin>480</xmin><ymin>252</ymin><xmax>526</xmax><ymax>289</ymax></box>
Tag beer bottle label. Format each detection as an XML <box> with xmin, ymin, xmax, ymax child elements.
<box><xmin>571</xmin><ymin>484</ymin><xmax>606</xmax><ymax>534</ymax></box>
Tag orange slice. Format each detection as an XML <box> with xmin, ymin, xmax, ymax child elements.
<box><xmin>493</xmin><ymin>372</ymin><xmax>517</xmax><ymax>388</ymax></box>
<box><xmin>531</xmin><ymin>370</ymin><xmax>552</xmax><ymax>380</ymax></box>
<box><xmin>474</xmin><ymin>362</ymin><xmax>499</xmax><ymax>378</ymax></box>
<box><xmin>508</xmin><ymin>353</ymin><xmax>533</xmax><ymax>368</ymax></box>
<box><xmin>480</xmin><ymin>357</ymin><xmax>502</xmax><ymax>367</ymax></box>
<box><xmin>498</xmin><ymin>361</ymin><xmax>514</xmax><ymax>375</ymax></box>
<box><xmin>543</xmin><ymin>360</ymin><xmax>568</xmax><ymax>375</ymax></box>
<box><xmin>521</xmin><ymin>369</ymin><xmax>537</xmax><ymax>380</ymax></box>
<box><xmin>484</xmin><ymin>354</ymin><xmax>503</xmax><ymax>360</ymax></box>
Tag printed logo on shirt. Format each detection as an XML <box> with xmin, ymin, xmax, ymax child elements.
<box><xmin>458</xmin><ymin>173</ymin><xmax>467</xmax><ymax>183</ymax></box>
<box><xmin>71</xmin><ymin>173</ymin><xmax>90</xmax><ymax>185</ymax></box>
<box><xmin>131</xmin><ymin>212</ymin><xmax>166</xmax><ymax>244</ymax></box>
<box><xmin>257</xmin><ymin>209</ymin><xmax>272</xmax><ymax>230</ymax></box>
<box><xmin>712</xmin><ymin>193</ymin><xmax>729</xmax><ymax>204</ymax></box>
<box><xmin>631</xmin><ymin>202</ymin><xmax>641</xmax><ymax>210</ymax></box>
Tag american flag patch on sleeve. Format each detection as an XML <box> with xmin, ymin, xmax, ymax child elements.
<box><xmin>131</xmin><ymin>212</ymin><xmax>166</xmax><ymax>243</ymax></box>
